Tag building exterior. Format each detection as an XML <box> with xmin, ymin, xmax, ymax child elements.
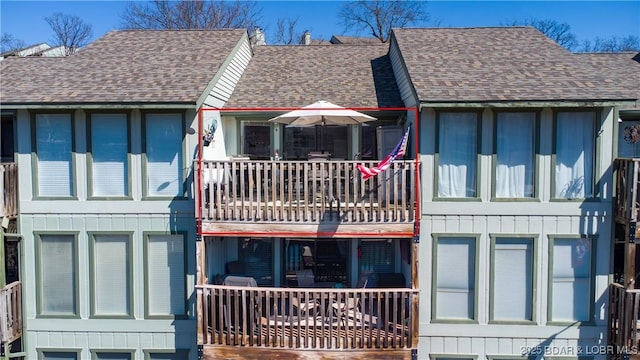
<box><xmin>1</xmin><ymin>25</ymin><xmax>639</xmax><ymax>360</ymax></box>
<box><xmin>389</xmin><ymin>27</ymin><xmax>636</xmax><ymax>359</ymax></box>
<box><xmin>0</xmin><ymin>29</ymin><xmax>252</xmax><ymax>359</ymax></box>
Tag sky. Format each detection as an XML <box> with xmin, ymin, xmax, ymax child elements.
<box><xmin>0</xmin><ymin>0</ymin><xmax>638</xmax><ymax>48</ymax></box>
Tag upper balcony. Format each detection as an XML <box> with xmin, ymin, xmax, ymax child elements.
<box><xmin>0</xmin><ymin>163</ymin><xmax>18</xmax><ymax>220</ymax></box>
<box><xmin>197</xmin><ymin>159</ymin><xmax>419</xmax><ymax>236</ymax></box>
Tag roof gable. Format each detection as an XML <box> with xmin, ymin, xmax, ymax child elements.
<box><xmin>225</xmin><ymin>44</ymin><xmax>402</xmax><ymax>109</ymax></box>
<box><xmin>1</xmin><ymin>29</ymin><xmax>247</xmax><ymax>105</ymax></box>
<box><xmin>392</xmin><ymin>26</ymin><xmax>636</xmax><ymax>103</ymax></box>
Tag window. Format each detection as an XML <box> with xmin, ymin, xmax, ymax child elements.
<box><xmin>283</xmin><ymin>239</ymin><xmax>348</xmax><ymax>285</ymax></box>
<box><xmin>144</xmin><ymin>113</ymin><xmax>183</xmax><ymax>197</ymax></box>
<box><xmin>35</xmin><ymin>114</ymin><xmax>74</xmax><ymax>197</ymax></box>
<box><xmin>89</xmin><ymin>114</ymin><xmax>129</xmax><ymax>197</ymax></box>
<box><xmin>242</xmin><ymin>121</ymin><xmax>271</xmax><ymax>159</ymax></box>
<box><xmin>41</xmin><ymin>351</ymin><xmax>79</xmax><ymax>360</ymax></box>
<box><xmin>433</xmin><ymin>236</ymin><xmax>476</xmax><ymax>320</ymax></box>
<box><xmin>359</xmin><ymin>240</ymin><xmax>395</xmax><ymax>287</ymax></box>
<box><xmin>618</xmin><ymin>120</ymin><xmax>640</xmax><ymax>158</ymax></box>
<box><xmin>91</xmin><ymin>234</ymin><xmax>131</xmax><ymax>317</ymax></box>
<box><xmin>554</xmin><ymin>112</ymin><xmax>595</xmax><ymax>199</ymax></box>
<box><xmin>549</xmin><ymin>237</ymin><xmax>593</xmax><ymax>322</ymax></box>
<box><xmin>437</xmin><ymin>112</ymin><xmax>478</xmax><ymax>198</ymax></box>
<box><xmin>146</xmin><ymin>234</ymin><xmax>186</xmax><ymax>317</ymax></box>
<box><xmin>93</xmin><ymin>353</ymin><xmax>132</xmax><ymax>360</ymax></box>
<box><xmin>495</xmin><ymin>112</ymin><xmax>536</xmax><ymax>198</ymax></box>
<box><xmin>491</xmin><ymin>237</ymin><xmax>534</xmax><ymax>322</ymax></box>
<box><xmin>146</xmin><ymin>351</ymin><xmax>189</xmax><ymax>360</ymax></box>
<box><xmin>38</xmin><ymin>234</ymin><xmax>77</xmax><ymax>316</ymax></box>
<box><xmin>1</xmin><ymin>113</ymin><xmax>14</xmax><ymax>162</ymax></box>
<box><xmin>239</xmin><ymin>238</ymin><xmax>273</xmax><ymax>286</ymax></box>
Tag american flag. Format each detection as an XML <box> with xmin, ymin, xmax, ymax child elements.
<box><xmin>356</xmin><ymin>127</ymin><xmax>410</xmax><ymax>180</ymax></box>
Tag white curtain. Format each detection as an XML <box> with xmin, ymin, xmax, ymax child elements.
<box><xmin>147</xmin><ymin>235</ymin><xmax>185</xmax><ymax>316</ymax></box>
<box><xmin>555</xmin><ymin>112</ymin><xmax>594</xmax><ymax>198</ymax></box>
<box><xmin>94</xmin><ymin>235</ymin><xmax>130</xmax><ymax>316</ymax></box>
<box><xmin>438</xmin><ymin>113</ymin><xmax>477</xmax><ymax>197</ymax></box>
<box><xmin>435</xmin><ymin>237</ymin><xmax>475</xmax><ymax>320</ymax></box>
<box><xmin>91</xmin><ymin>114</ymin><xmax>128</xmax><ymax>197</ymax></box>
<box><xmin>146</xmin><ymin>114</ymin><xmax>183</xmax><ymax>197</ymax></box>
<box><xmin>496</xmin><ymin>113</ymin><xmax>535</xmax><ymax>198</ymax></box>
<box><xmin>493</xmin><ymin>238</ymin><xmax>533</xmax><ymax>321</ymax></box>
<box><xmin>36</xmin><ymin>114</ymin><xmax>73</xmax><ymax>197</ymax></box>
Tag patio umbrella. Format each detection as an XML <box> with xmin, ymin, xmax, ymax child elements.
<box><xmin>268</xmin><ymin>100</ymin><xmax>377</xmax><ymax>153</ymax></box>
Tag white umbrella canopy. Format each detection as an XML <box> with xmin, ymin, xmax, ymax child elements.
<box><xmin>268</xmin><ymin>100</ymin><xmax>377</xmax><ymax>127</ymax></box>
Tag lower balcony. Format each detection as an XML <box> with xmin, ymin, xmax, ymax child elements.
<box><xmin>0</xmin><ymin>281</ymin><xmax>22</xmax><ymax>346</ymax></box>
<box><xmin>197</xmin><ymin>285</ymin><xmax>418</xmax><ymax>359</ymax></box>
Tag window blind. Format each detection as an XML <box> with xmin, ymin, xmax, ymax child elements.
<box><xmin>147</xmin><ymin>235</ymin><xmax>185</xmax><ymax>316</ymax></box>
<box><xmin>493</xmin><ymin>238</ymin><xmax>533</xmax><ymax>320</ymax></box>
<box><xmin>93</xmin><ymin>235</ymin><xmax>130</xmax><ymax>316</ymax></box>
<box><xmin>551</xmin><ymin>238</ymin><xmax>592</xmax><ymax>322</ymax></box>
<box><xmin>435</xmin><ymin>237</ymin><xmax>475</xmax><ymax>319</ymax></box>
<box><xmin>146</xmin><ymin>114</ymin><xmax>182</xmax><ymax>197</ymax></box>
<box><xmin>36</xmin><ymin>114</ymin><xmax>73</xmax><ymax>197</ymax></box>
<box><xmin>91</xmin><ymin>114</ymin><xmax>128</xmax><ymax>197</ymax></box>
<box><xmin>40</xmin><ymin>235</ymin><xmax>76</xmax><ymax>315</ymax></box>
<box><xmin>555</xmin><ymin>112</ymin><xmax>594</xmax><ymax>198</ymax></box>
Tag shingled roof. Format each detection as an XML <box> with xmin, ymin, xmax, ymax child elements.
<box><xmin>392</xmin><ymin>27</ymin><xmax>637</xmax><ymax>103</ymax></box>
<box><xmin>224</xmin><ymin>44</ymin><xmax>402</xmax><ymax>109</ymax></box>
<box><xmin>574</xmin><ymin>52</ymin><xmax>640</xmax><ymax>111</ymax></box>
<box><xmin>0</xmin><ymin>29</ymin><xmax>246</xmax><ymax>105</ymax></box>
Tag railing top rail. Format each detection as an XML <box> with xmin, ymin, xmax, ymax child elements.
<box><xmin>0</xmin><ymin>281</ymin><xmax>20</xmax><ymax>291</ymax></box>
<box><xmin>196</xmin><ymin>284</ymin><xmax>417</xmax><ymax>292</ymax></box>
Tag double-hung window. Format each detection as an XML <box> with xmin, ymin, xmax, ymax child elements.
<box><xmin>37</xmin><ymin>234</ymin><xmax>78</xmax><ymax>316</ymax></box>
<box><xmin>89</xmin><ymin>113</ymin><xmax>129</xmax><ymax>197</ymax></box>
<box><xmin>90</xmin><ymin>234</ymin><xmax>132</xmax><ymax>317</ymax></box>
<box><xmin>554</xmin><ymin>111</ymin><xmax>595</xmax><ymax>199</ymax></box>
<box><xmin>495</xmin><ymin>112</ymin><xmax>536</xmax><ymax>198</ymax></box>
<box><xmin>144</xmin><ymin>113</ymin><xmax>184</xmax><ymax>197</ymax></box>
<box><xmin>490</xmin><ymin>237</ymin><xmax>535</xmax><ymax>322</ymax></box>
<box><xmin>35</xmin><ymin>114</ymin><xmax>74</xmax><ymax>197</ymax></box>
<box><xmin>437</xmin><ymin>112</ymin><xmax>478</xmax><ymax>198</ymax></box>
<box><xmin>549</xmin><ymin>237</ymin><xmax>594</xmax><ymax>323</ymax></box>
<box><xmin>433</xmin><ymin>236</ymin><xmax>477</xmax><ymax>321</ymax></box>
<box><xmin>145</xmin><ymin>234</ymin><xmax>186</xmax><ymax>317</ymax></box>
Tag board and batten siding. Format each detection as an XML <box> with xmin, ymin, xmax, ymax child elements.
<box><xmin>203</xmin><ymin>34</ymin><xmax>253</xmax><ymax>107</ymax></box>
<box><xmin>416</xmin><ymin>106</ymin><xmax>616</xmax><ymax>359</ymax></box>
<box><xmin>389</xmin><ymin>37</ymin><xmax>418</xmax><ymax>108</ymax></box>
<box><xmin>20</xmin><ymin>213</ymin><xmax>197</xmax><ymax>359</ymax></box>
<box><xmin>14</xmin><ymin>107</ymin><xmax>199</xmax><ymax>358</ymax></box>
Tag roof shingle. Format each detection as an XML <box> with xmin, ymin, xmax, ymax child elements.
<box><xmin>225</xmin><ymin>44</ymin><xmax>403</xmax><ymax>109</ymax></box>
<box><xmin>0</xmin><ymin>29</ymin><xmax>246</xmax><ymax>105</ymax></box>
<box><xmin>392</xmin><ymin>27</ymin><xmax>636</xmax><ymax>103</ymax></box>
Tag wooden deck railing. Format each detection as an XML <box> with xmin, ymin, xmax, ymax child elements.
<box><xmin>0</xmin><ymin>281</ymin><xmax>22</xmax><ymax>345</ymax></box>
<box><xmin>197</xmin><ymin>285</ymin><xmax>419</xmax><ymax>350</ymax></box>
<box><xmin>0</xmin><ymin>163</ymin><xmax>18</xmax><ymax>220</ymax></box>
<box><xmin>197</xmin><ymin>160</ymin><xmax>419</xmax><ymax>223</ymax></box>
